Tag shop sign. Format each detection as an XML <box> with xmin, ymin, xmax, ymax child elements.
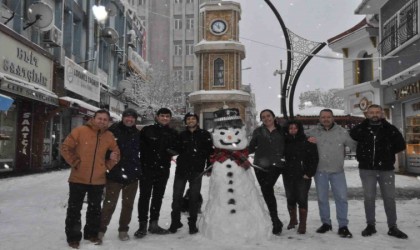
<box><xmin>0</xmin><ymin>80</ymin><xmax>57</xmax><ymax>106</ymax></box>
<box><xmin>394</xmin><ymin>81</ymin><xmax>420</xmax><ymax>100</ymax></box>
<box><xmin>127</xmin><ymin>47</ymin><xmax>147</xmax><ymax>79</ymax></box>
<box><xmin>15</xmin><ymin>102</ymin><xmax>32</xmax><ymax>170</ymax></box>
<box><xmin>64</xmin><ymin>57</ymin><xmax>102</xmax><ymax>102</ymax></box>
<box><xmin>0</xmin><ymin>33</ymin><xmax>53</xmax><ymax>89</ymax></box>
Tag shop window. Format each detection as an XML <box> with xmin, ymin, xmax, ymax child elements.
<box><xmin>406</xmin><ymin>116</ymin><xmax>420</xmax><ymax>169</ymax></box>
<box><xmin>0</xmin><ymin>104</ymin><xmax>17</xmax><ymax>172</ymax></box>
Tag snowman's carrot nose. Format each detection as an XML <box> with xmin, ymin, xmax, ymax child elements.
<box><xmin>227</xmin><ymin>135</ymin><xmax>232</xmax><ymax>140</ymax></box>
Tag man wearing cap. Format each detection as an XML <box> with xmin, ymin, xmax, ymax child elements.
<box><xmin>168</xmin><ymin>112</ymin><xmax>213</xmax><ymax>234</ymax></box>
<box><xmin>135</xmin><ymin>108</ymin><xmax>179</xmax><ymax>238</ymax></box>
<box><xmin>97</xmin><ymin>108</ymin><xmax>141</xmax><ymax>244</ymax></box>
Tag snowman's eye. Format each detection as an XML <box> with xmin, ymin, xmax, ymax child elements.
<box><xmin>235</xmin><ymin>131</ymin><xmax>239</xmax><ymax>135</ymax></box>
<box><xmin>220</xmin><ymin>132</ymin><xmax>225</xmax><ymax>135</ymax></box>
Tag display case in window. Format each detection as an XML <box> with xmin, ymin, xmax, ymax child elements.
<box><xmin>406</xmin><ymin>116</ymin><xmax>420</xmax><ymax>168</ymax></box>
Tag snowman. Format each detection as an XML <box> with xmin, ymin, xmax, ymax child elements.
<box><xmin>200</xmin><ymin>108</ymin><xmax>272</xmax><ymax>243</ymax></box>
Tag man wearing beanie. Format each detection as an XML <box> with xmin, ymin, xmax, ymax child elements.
<box><xmin>135</xmin><ymin>108</ymin><xmax>179</xmax><ymax>238</ymax></box>
<box><xmin>168</xmin><ymin>112</ymin><xmax>213</xmax><ymax>234</ymax></box>
<box><xmin>97</xmin><ymin>108</ymin><xmax>141</xmax><ymax>244</ymax></box>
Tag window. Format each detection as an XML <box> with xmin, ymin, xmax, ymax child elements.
<box><xmin>213</xmin><ymin>58</ymin><xmax>224</xmax><ymax>86</ymax></box>
<box><xmin>381</xmin><ymin>0</ymin><xmax>418</xmax><ymax>55</ymax></box>
<box><xmin>186</xmin><ymin>18</ymin><xmax>194</xmax><ymax>30</ymax></box>
<box><xmin>185</xmin><ymin>70</ymin><xmax>194</xmax><ymax>81</ymax></box>
<box><xmin>174</xmin><ymin>70</ymin><xmax>183</xmax><ymax>81</ymax></box>
<box><xmin>186</xmin><ymin>43</ymin><xmax>194</xmax><ymax>55</ymax></box>
<box><xmin>174</xmin><ymin>44</ymin><xmax>182</xmax><ymax>55</ymax></box>
<box><xmin>139</xmin><ymin>0</ymin><xmax>146</xmax><ymax>5</ymax></box>
<box><xmin>355</xmin><ymin>52</ymin><xmax>373</xmax><ymax>84</ymax></box>
<box><xmin>174</xmin><ymin>18</ymin><xmax>182</xmax><ymax>29</ymax></box>
<box><xmin>175</xmin><ymin>0</ymin><xmax>182</xmax><ymax>4</ymax></box>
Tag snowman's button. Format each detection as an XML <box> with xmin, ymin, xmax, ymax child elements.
<box><xmin>228</xmin><ymin>199</ymin><xmax>235</xmax><ymax>205</ymax></box>
<box><xmin>227</xmin><ymin>172</ymin><xmax>233</xmax><ymax>177</ymax></box>
<box><xmin>230</xmin><ymin>209</ymin><xmax>236</xmax><ymax>214</ymax></box>
<box><xmin>228</xmin><ymin>188</ymin><xmax>234</xmax><ymax>193</ymax></box>
<box><xmin>228</xmin><ymin>180</ymin><xmax>233</xmax><ymax>184</ymax></box>
<box><xmin>226</xmin><ymin>164</ymin><xmax>232</xmax><ymax>168</ymax></box>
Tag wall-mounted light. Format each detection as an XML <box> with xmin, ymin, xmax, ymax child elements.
<box><xmin>92</xmin><ymin>5</ymin><xmax>108</xmax><ymax>23</ymax></box>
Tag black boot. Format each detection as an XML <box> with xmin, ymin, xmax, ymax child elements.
<box><xmin>188</xmin><ymin>218</ymin><xmax>198</xmax><ymax>234</ymax></box>
<box><xmin>134</xmin><ymin>221</ymin><xmax>148</xmax><ymax>239</ymax></box>
<box><xmin>287</xmin><ymin>207</ymin><xmax>298</xmax><ymax>230</ymax></box>
<box><xmin>148</xmin><ymin>220</ymin><xmax>169</xmax><ymax>234</ymax></box>
<box><xmin>168</xmin><ymin>221</ymin><xmax>183</xmax><ymax>233</ymax></box>
<box><xmin>272</xmin><ymin>217</ymin><xmax>283</xmax><ymax>236</ymax></box>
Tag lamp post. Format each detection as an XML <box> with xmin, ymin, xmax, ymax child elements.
<box><xmin>273</xmin><ymin>60</ymin><xmax>285</xmax><ymax>115</ymax></box>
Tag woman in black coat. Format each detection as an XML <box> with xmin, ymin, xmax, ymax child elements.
<box><xmin>283</xmin><ymin>120</ymin><xmax>318</xmax><ymax>234</ymax></box>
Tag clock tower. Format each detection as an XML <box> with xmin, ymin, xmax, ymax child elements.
<box><xmin>189</xmin><ymin>1</ymin><xmax>251</xmax><ymax>131</ymax></box>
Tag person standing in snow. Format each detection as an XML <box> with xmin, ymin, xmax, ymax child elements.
<box><xmin>349</xmin><ymin>104</ymin><xmax>408</xmax><ymax>239</ymax></box>
<box><xmin>61</xmin><ymin>109</ymin><xmax>120</xmax><ymax>249</ymax></box>
<box><xmin>306</xmin><ymin>109</ymin><xmax>356</xmax><ymax>238</ymax></box>
<box><xmin>248</xmin><ymin>109</ymin><xmax>285</xmax><ymax>235</ymax></box>
<box><xmin>283</xmin><ymin>120</ymin><xmax>318</xmax><ymax>234</ymax></box>
<box><xmin>168</xmin><ymin>112</ymin><xmax>213</xmax><ymax>234</ymax></box>
<box><xmin>97</xmin><ymin>108</ymin><xmax>141</xmax><ymax>243</ymax></box>
<box><xmin>134</xmin><ymin>108</ymin><xmax>179</xmax><ymax>238</ymax></box>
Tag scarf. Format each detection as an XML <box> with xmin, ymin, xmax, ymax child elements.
<box><xmin>210</xmin><ymin>148</ymin><xmax>250</xmax><ymax>169</ymax></box>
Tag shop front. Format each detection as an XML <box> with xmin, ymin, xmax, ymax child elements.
<box><xmin>0</xmin><ymin>28</ymin><xmax>58</xmax><ymax>173</ymax></box>
<box><xmin>403</xmin><ymin>98</ymin><xmax>420</xmax><ymax>174</ymax></box>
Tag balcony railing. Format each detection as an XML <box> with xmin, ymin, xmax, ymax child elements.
<box><xmin>379</xmin><ymin>0</ymin><xmax>418</xmax><ymax>56</ymax></box>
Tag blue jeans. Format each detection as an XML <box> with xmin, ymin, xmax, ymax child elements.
<box><xmin>314</xmin><ymin>171</ymin><xmax>349</xmax><ymax>228</ymax></box>
<box><xmin>359</xmin><ymin>169</ymin><xmax>397</xmax><ymax>227</ymax></box>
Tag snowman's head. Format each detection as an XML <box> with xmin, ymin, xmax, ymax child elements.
<box><xmin>211</xmin><ymin>108</ymin><xmax>248</xmax><ymax>150</ymax></box>
<box><xmin>212</xmin><ymin>125</ymin><xmax>248</xmax><ymax>150</ymax></box>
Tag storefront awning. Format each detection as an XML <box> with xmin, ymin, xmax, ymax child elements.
<box><xmin>0</xmin><ymin>93</ymin><xmax>14</xmax><ymax>111</ymax></box>
<box><xmin>59</xmin><ymin>96</ymin><xmax>121</xmax><ymax>121</ymax></box>
<box><xmin>0</xmin><ymin>73</ymin><xmax>58</xmax><ymax>106</ymax></box>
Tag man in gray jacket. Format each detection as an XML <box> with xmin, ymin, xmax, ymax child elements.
<box><xmin>307</xmin><ymin>109</ymin><xmax>356</xmax><ymax>238</ymax></box>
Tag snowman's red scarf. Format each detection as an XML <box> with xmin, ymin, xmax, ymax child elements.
<box><xmin>210</xmin><ymin>148</ymin><xmax>250</xmax><ymax>169</ymax></box>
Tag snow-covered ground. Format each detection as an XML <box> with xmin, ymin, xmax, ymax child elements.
<box><xmin>1</xmin><ymin>160</ymin><xmax>419</xmax><ymax>250</ymax></box>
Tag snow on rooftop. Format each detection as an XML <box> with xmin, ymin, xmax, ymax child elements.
<box><xmin>294</xmin><ymin>106</ymin><xmax>347</xmax><ymax>116</ymax></box>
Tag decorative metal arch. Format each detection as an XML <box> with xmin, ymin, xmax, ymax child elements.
<box><xmin>264</xmin><ymin>0</ymin><xmax>326</xmax><ymax>119</ymax></box>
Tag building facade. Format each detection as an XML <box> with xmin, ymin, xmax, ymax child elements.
<box><xmin>332</xmin><ymin>0</ymin><xmax>420</xmax><ymax>173</ymax></box>
<box><xmin>0</xmin><ymin>0</ymin><xmax>148</xmax><ymax>174</ymax></box>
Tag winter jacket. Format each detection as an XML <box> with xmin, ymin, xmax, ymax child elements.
<box><xmin>106</xmin><ymin>121</ymin><xmax>141</xmax><ymax>184</ymax></box>
<box><xmin>61</xmin><ymin>119</ymin><xmax>120</xmax><ymax>185</ymax></box>
<box><xmin>175</xmin><ymin>127</ymin><xmax>214</xmax><ymax>177</ymax></box>
<box><xmin>248</xmin><ymin>124</ymin><xmax>285</xmax><ymax>168</ymax></box>
<box><xmin>306</xmin><ymin>123</ymin><xmax>356</xmax><ymax>173</ymax></box>
<box><xmin>284</xmin><ymin>121</ymin><xmax>319</xmax><ymax>178</ymax></box>
<box><xmin>350</xmin><ymin>119</ymin><xmax>406</xmax><ymax>171</ymax></box>
<box><xmin>139</xmin><ymin>123</ymin><xmax>179</xmax><ymax>169</ymax></box>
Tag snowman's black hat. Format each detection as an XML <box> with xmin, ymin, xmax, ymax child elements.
<box><xmin>213</xmin><ymin>108</ymin><xmax>243</xmax><ymax>128</ymax></box>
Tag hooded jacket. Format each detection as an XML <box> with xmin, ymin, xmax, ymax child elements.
<box><xmin>350</xmin><ymin>119</ymin><xmax>406</xmax><ymax>171</ymax></box>
<box><xmin>306</xmin><ymin>122</ymin><xmax>356</xmax><ymax>173</ymax></box>
<box><xmin>106</xmin><ymin>121</ymin><xmax>141</xmax><ymax>184</ymax></box>
<box><xmin>283</xmin><ymin>120</ymin><xmax>319</xmax><ymax>178</ymax></box>
<box><xmin>61</xmin><ymin>119</ymin><xmax>120</xmax><ymax>185</ymax></box>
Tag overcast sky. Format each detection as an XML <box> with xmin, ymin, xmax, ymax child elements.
<box><xmin>239</xmin><ymin>0</ymin><xmax>364</xmax><ymax>116</ymax></box>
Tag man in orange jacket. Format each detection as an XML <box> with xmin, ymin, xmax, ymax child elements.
<box><xmin>61</xmin><ymin>109</ymin><xmax>120</xmax><ymax>249</ymax></box>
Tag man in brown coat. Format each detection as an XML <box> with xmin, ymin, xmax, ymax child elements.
<box><xmin>61</xmin><ymin>109</ymin><xmax>120</xmax><ymax>249</ymax></box>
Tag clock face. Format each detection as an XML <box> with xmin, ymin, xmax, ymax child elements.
<box><xmin>211</xmin><ymin>20</ymin><xmax>227</xmax><ymax>34</ymax></box>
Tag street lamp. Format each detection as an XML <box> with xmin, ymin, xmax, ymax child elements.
<box><xmin>273</xmin><ymin>60</ymin><xmax>286</xmax><ymax>115</ymax></box>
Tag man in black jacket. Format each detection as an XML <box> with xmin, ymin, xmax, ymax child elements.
<box><xmin>97</xmin><ymin>108</ymin><xmax>141</xmax><ymax>243</ymax></box>
<box><xmin>168</xmin><ymin>112</ymin><xmax>213</xmax><ymax>234</ymax></box>
<box><xmin>134</xmin><ymin>108</ymin><xmax>179</xmax><ymax>238</ymax></box>
<box><xmin>350</xmin><ymin>104</ymin><xmax>407</xmax><ymax>239</ymax></box>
